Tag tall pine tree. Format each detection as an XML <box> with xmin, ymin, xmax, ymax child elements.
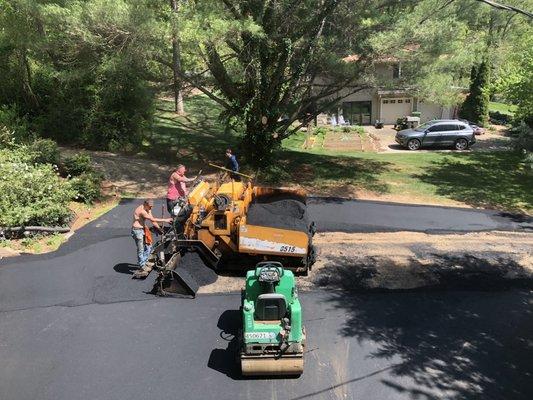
<box><xmin>460</xmin><ymin>60</ymin><xmax>490</xmax><ymax>127</ymax></box>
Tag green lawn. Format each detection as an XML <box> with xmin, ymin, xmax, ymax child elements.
<box><xmin>282</xmin><ymin>132</ymin><xmax>532</xmax><ymax>212</ymax></box>
<box><xmin>489</xmin><ymin>102</ymin><xmax>517</xmax><ymax>116</ymax></box>
<box><xmin>140</xmin><ymin>96</ymin><xmax>240</xmax><ymax>165</ymax></box>
<box><xmin>142</xmin><ymin>95</ymin><xmax>532</xmax><ymax>213</ymax></box>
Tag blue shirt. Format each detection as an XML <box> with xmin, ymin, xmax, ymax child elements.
<box><xmin>227</xmin><ymin>155</ymin><xmax>239</xmax><ymax>172</ymax></box>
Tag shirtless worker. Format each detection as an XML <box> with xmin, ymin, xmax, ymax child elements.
<box><xmin>131</xmin><ymin>199</ymin><xmax>172</xmax><ymax>279</ymax></box>
<box><xmin>166</xmin><ymin>164</ymin><xmax>196</xmax><ymax>215</ymax></box>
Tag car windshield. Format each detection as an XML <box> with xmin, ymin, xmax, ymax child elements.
<box><xmin>415</xmin><ymin>122</ymin><xmax>432</xmax><ymax>131</ymax></box>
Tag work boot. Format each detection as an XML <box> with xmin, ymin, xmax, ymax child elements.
<box><xmin>132</xmin><ymin>268</ymin><xmax>150</xmax><ymax>279</ymax></box>
<box><xmin>144</xmin><ymin>260</ymin><xmax>154</xmax><ymax>272</ymax></box>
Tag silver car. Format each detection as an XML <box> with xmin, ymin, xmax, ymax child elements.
<box><xmin>395</xmin><ymin>120</ymin><xmax>476</xmax><ymax>151</ymax></box>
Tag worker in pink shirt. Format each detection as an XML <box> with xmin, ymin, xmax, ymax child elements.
<box><xmin>166</xmin><ymin>164</ymin><xmax>196</xmax><ymax>215</ymax></box>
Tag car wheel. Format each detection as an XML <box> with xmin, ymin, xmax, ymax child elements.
<box><xmin>407</xmin><ymin>139</ymin><xmax>421</xmax><ymax>150</ymax></box>
<box><xmin>455</xmin><ymin>138</ymin><xmax>468</xmax><ymax>151</ymax></box>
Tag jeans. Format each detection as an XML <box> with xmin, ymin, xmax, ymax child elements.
<box><xmin>131</xmin><ymin>228</ymin><xmax>152</xmax><ymax>268</ymax></box>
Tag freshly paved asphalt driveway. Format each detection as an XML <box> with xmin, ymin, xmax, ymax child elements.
<box><xmin>1</xmin><ymin>198</ymin><xmax>532</xmax><ymax>400</ymax></box>
<box><xmin>308</xmin><ymin>197</ymin><xmax>532</xmax><ymax>233</ymax></box>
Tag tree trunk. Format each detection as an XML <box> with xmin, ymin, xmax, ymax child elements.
<box><xmin>18</xmin><ymin>49</ymin><xmax>39</xmax><ymax>111</ymax></box>
<box><xmin>170</xmin><ymin>0</ymin><xmax>185</xmax><ymax>115</ymax></box>
<box><xmin>243</xmin><ymin>116</ymin><xmax>280</xmax><ymax>168</ymax></box>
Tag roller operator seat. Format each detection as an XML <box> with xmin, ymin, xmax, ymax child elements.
<box><xmin>254</xmin><ymin>293</ymin><xmax>287</xmax><ymax>321</ymax></box>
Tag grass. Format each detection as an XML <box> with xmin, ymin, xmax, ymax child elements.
<box><xmin>1</xmin><ymin>199</ymin><xmax>119</xmax><ymax>255</ymax></box>
<box><xmin>140</xmin><ymin>94</ymin><xmax>531</xmax><ymax>213</ymax></box>
<box><xmin>140</xmin><ymin>96</ymin><xmax>240</xmax><ymax>165</ymax></box>
<box><xmin>283</xmin><ymin>132</ymin><xmax>531</xmax><ymax>212</ymax></box>
<box><xmin>3</xmin><ymin>233</ymin><xmax>66</xmax><ymax>254</ymax></box>
<box><xmin>489</xmin><ymin>102</ymin><xmax>517</xmax><ymax>116</ymax></box>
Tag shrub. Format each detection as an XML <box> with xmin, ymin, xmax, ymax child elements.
<box><xmin>489</xmin><ymin>111</ymin><xmax>512</xmax><ymax>126</ymax></box>
<box><xmin>29</xmin><ymin>139</ymin><xmax>60</xmax><ymax>165</ymax></box>
<box><xmin>0</xmin><ymin>161</ymin><xmax>74</xmax><ymax>227</ymax></box>
<box><xmin>313</xmin><ymin>127</ymin><xmax>327</xmax><ymax>136</ymax></box>
<box><xmin>0</xmin><ymin>146</ymin><xmax>34</xmax><ymax>164</ymax></box>
<box><xmin>69</xmin><ymin>172</ymin><xmax>103</xmax><ymax>204</ymax></box>
<box><xmin>0</xmin><ymin>105</ymin><xmax>33</xmax><ymax>146</ymax></box>
<box><xmin>62</xmin><ymin>153</ymin><xmax>93</xmax><ymax>177</ymax></box>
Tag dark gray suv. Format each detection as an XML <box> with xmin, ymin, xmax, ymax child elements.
<box><xmin>395</xmin><ymin>120</ymin><xmax>476</xmax><ymax>151</ymax></box>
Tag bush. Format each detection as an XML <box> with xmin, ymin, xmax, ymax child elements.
<box><xmin>0</xmin><ymin>161</ymin><xmax>74</xmax><ymax>227</ymax></box>
<box><xmin>489</xmin><ymin>111</ymin><xmax>512</xmax><ymax>126</ymax></box>
<box><xmin>69</xmin><ymin>172</ymin><xmax>103</xmax><ymax>204</ymax></box>
<box><xmin>62</xmin><ymin>153</ymin><xmax>93</xmax><ymax>177</ymax></box>
<box><xmin>314</xmin><ymin>127</ymin><xmax>327</xmax><ymax>136</ymax></box>
<box><xmin>0</xmin><ymin>146</ymin><xmax>35</xmax><ymax>164</ymax></box>
<box><xmin>0</xmin><ymin>105</ymin><xmax>33</xmax><ymax>146</ymax></box>
<box><xmin>29</xmin><ymin>139</ymin><xmax>60</xmax><ymax>165</ymax></box>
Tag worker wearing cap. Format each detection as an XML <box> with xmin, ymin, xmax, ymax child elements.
<box><xmin>225</xmin><ymin>148</ymin><xmax>240</xmax><ymax>181</ymax></box>
<box><xmin>166</xmin><ymin>164</ymin><xmax>196</xmax><ymax>215</ymax></box>
<box><xmin>131</xmin><ymin>199</ymin><xmax>172</xmax><ymax>278</ymax></box>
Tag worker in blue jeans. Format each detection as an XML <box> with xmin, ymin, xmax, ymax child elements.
<box><xmin>131</xmin><ymin>199</ymin><xmax>172</xmax><ymax>278</ymax></box>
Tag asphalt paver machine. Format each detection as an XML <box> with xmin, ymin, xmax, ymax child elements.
<box><xmin>146</xmin><ymin>168</ymin><xmax>316</xmax><ymax>297</ymax></box>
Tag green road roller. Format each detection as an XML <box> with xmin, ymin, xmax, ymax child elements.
<box><xmin>239</xmin><ymin>262</ymin><xmax>305</xmax><ymax>376</ymax></box>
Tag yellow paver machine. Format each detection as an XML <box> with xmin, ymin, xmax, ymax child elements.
<box><xmin>148</xmin><ymin>168</ymin><xmax>316</xmax><ymax>297</ymax></box>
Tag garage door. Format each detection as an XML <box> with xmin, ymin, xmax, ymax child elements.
<box><xmin>380</xmin><ymin>98</ymin><xmax>412</xmax><ymax>124</ymax></box>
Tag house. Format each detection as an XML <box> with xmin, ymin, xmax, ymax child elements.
<box><xmin>317</xmin><ymin>55</ymin><xmax>453</xmax><ymax>126</ymax></box>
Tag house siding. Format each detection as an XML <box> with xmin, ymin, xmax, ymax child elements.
<box><xmin>315</xmin><ymin>63</ymin><xmax>453</xmax><ymax>126</ymax></box>
<box><xmin>415</xmin><ymin>100</ymin><xmax>453</xmax><ymax>122</ymax></box>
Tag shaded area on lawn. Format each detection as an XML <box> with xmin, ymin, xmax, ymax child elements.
<box><xmin>142</xmin><ymin>96</ymin><xmax>239</xmax><ymax>165</ymax></box>
<box><xmin>324</xmin><ymin>289</ymin><xmax>533</xmax><ymax>400</ymax></box>
<box><xmin>269</xmin><ymin>150</ymin><xmax>391</xmax><ymax>195</ymax></box>
<box><xmin>416</xmin><ymin>151</ymin><xmax>532</xmax><ymax>212</ymax></box>
<box><xmin>143</xmin><ymin>97</ymin><xmax>391</xmax><ymax>196</ymax></box>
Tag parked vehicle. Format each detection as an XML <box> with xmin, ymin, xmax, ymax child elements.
<box><xmin>394</xmin><ymin>116</ymin><xmax>420</xmax><ymax>131</ymax></box>
<box><xmin>395</xmin><ymin>120</ymin><xmax>476</xmax><ymax>151</ymax></box>
<box><xmin>459</xmin><ymin>119</ymin><xmax>486</xmax><ymax>135</ymax></box>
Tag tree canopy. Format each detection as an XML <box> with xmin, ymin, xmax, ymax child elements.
<box><xmin>0</xmin><ymin>0</ymin><xmax>531</xmax><ymax>164</ymax></box>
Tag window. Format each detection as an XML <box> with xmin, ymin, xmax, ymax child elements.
<box><xmin>430</xmin><ymin>124</ymin><xmax>456</xmax><ymax>132</ymax></box>
<box><xmin>441</xmin><ymin>125</ymin><xmax>457</xmax><ymax>131</ymax></box>
<box><xmin>390</xmin><ymin>100</ymin><xmax>396</xmax><ymax>104</ymax></box>
<box><xmin>405</xmin><ymin>99</ymin><xmax>411</xmax><ymax>103</ymax></box>
<box><xmin>398</xmin><ymin>99</ymin><xmax>403</xmax><ymax>104</ymax></box>
<box><xmin>456</xmin><ymin>124</ymin><xmax>465</xmax><ymax>130</ymax></box>
<box><xmin>342</xmin><ymin>101</ymin><xmax>372</xmax><ymax>125</ymax></box>
<box><xmin>393</xmin><ymin>64</ymin><xmax>400</xmax><ymax>79</ymax></box>
<box><xmin>383</xmin><ymin>100</ymin><xmax>389</xmax><ymax>104</ymax></box>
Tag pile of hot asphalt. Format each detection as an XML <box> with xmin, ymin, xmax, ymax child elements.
<box><xmin>246</xmin><ymin>195</ymin><xmax>310</xmax><ymax>233</ymax></box>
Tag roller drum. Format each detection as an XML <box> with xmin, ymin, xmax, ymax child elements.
<box><xmin>241</xmin><ymin>355</ymin><xmax>303</xmax><ymax>376</ymax></box>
